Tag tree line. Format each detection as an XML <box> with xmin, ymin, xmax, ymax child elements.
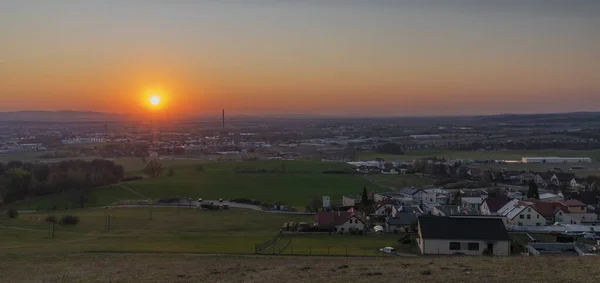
<box><xmin>0</xmin><ymin>159</ymin><xmax>124</xmax><ymax>205</ymax></box>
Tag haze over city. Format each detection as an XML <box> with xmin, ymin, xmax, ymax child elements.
<box><xmin>1</xmin><ymin>1</ymin><xmax>599</xmax><ymax>117</ymax></box>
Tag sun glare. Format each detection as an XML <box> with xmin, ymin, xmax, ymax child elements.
<box><xmin>149</xmin><ymin>95</ymin><xmax>161</xmax><ymax>106</ymax></box>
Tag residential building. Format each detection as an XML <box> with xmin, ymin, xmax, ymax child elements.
<box><xmin>461</xmin><ymin>197</ymin><xmax>484</xmax><ymax>212</ymax></box>
<box><xmin>373</xmin><ymin>192</ymin><xmax>414</xmax><ymax>204</ymax></box>
<box><xmin>570</xmin><ymin>178</ymin><xmax>587</xmax><ymax>189</ymax></box>
<box><xmin>400</xmin><ymin>188</ymin><xmax>428</xmax><ymax>202</ymax></box>
<box><xmin>551</xmin><ymin>173</ymin><xmax>576</xmax><ymax>186</ymax></box>
<box><xmin>424</xmin><ymin>188</ymin><xmax>452</xmax><ymax>205</ymax></box>
<box><xmin>480</xmin><ymin>197</ymin><xmax>511</xmax><ymax>216</ymax></box>
<box><xmin>497</xmin><ymin>199</ymin><xmax>545</xmax><ymax>228</ymax></box>
<box><xmin>386</xmin><ymin>214</ymin><xmax>418</xmax><ymax>233</ymax></box>
<box><xmin>314</xmin><ymin>208</ymin><xmax>367</xmax><ymax>233</ymax></box>
<box><xmin>520</xmin><ymin>173</ymin><xmax>537</xmax><ymax>184</ymax></box>
<box><xmin>417</xmin><ymin>216</ymin><xmax>511</xmax><ymax>256</ymax></box>
<box><xmin>392</xmin><ymin>205</ymin><xmax>423</xmax><ymax>217</ymax></box>
<box><xmin>561</xmin><ymin>199</ymin><xmax>588</xmax><ymax>214</ymax></box>
<box><xmin>531</xmin><ymin>201</ymin><xmax>568</xmax><ymax>225</ymax></box>
<box><xmin>373</xmin><ymin>199</ymin><xmax>395</xmax><ymax>216</ymax></box>
<box><xmin>539</xmin><ymin>193</ymin><xmax>565</xmax><ymax>202</ymax></box>
<box><xmin>432</xmin><ymin>205</ymin><xmax>477</xmax><ymax>217</ymax></box>
<box><xmin>342</xmin><ymin>195</ymin><xmax>361</xmax><ymax>207</ymax></box>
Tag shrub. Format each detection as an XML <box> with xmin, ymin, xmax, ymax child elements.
<box><xmin>7</xmin><ymin>208</ymin><xmax>19</xmax><ymax>219</ymax></box>
<box><xmin>60</xmin><ymin>215</ymin><xmax>80</xmax><ymax>225</ymax></box>
<box><xmin>45</xmin><ymin>215</ymin><xmax>57</xmax><ymax>223</ymax></box>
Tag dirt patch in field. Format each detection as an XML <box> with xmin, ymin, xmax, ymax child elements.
<box><xmin>1</xmin><ymin>254</ymin><xmax>600</xmax><ymax>282</ymax></box>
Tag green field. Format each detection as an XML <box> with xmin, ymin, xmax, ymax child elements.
<box><xmin>363</xmin><ymin>174</ymin><xmax>437</xmax><ymax>189</ymax></box>
<box><xmin>9</xmin><ymin>161</ymin><xmax>388</xmax><ymax>210</ymax></box>
<box><xmin>0</xmin><ymin>208</ymin><xmax>403</xmax><ymax>256</ymax></box>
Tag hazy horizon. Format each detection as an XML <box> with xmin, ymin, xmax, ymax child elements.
<box><xmin>1</xmin><ymin>1</ymin><xmax>599</xmax><ymax>117</ymax></box>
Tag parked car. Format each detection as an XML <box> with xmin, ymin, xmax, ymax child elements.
<box><xmin>219</xmin><ymin>198</ymin><xmax>224</xmax><ymax>202</ymax></box>
<box><xmin>379</xmin><ymin>247</ymin><xmax>396</xmax><ymax>254</ymax></box>
<box><xmin>197</xmin><ymin>198</ymin><xmax>203</xmax><ymax>202</ymax></box>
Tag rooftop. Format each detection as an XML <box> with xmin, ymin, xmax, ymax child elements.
<box><xmin>418</xmin><ymin>216</ymin><xmax>509</xmax><ymax>241</ymax></box>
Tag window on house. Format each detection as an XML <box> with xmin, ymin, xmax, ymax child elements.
<box><xmin>536</xmin><ymin>223</ymin><xmax>541</xmax><ymax>226</ymax></box>
<box><xmin>582</xmin><ymin>207</ymin><xmax>585</xmax><ymax>211</ymax></box>
<box><xmin>468</xmin><ymin>243</ymin><xmax>479</xmax><ymax>251</ymax></box>
<box><xmin>527</xmin><ymin>215</ymin><xmax>531</xmax><ymax>219</ymax></box>
<box><xmin>537</xmin><ymin>214</ymin><xmax>540</xmax><ymax>219</ymax></box>
<box><xmin>528</xmin><ymin>208</ymin><xmax>531</xmax><ymax>212</ymax></box>
<box><xmin>449</xmin><ymin>242</ymin><xmax>461</xmax><ymax>250</ymax></box>
<box><xmin>520</xmin><ymin>214</ymin><xmax>524</xmax><ymax>219</ymax></box>
<box><xmin>341</xmin><ymin>228</ymin><xmax>344</xmax><ymax>231</ymax></box>
<box><xmin>518</xmin><ymin>222</ymin><xmax>523</xmax><ymax>226</ymax></box>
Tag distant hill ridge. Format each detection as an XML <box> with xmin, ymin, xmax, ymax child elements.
<box><xmin>0</xmin><ymin>111</ymin><xmax>126</xmax><ymax>122</ymax></box>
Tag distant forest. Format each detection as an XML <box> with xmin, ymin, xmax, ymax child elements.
<box><xmin>0</xmin><ymin>159</ymin><xmax>124</xmax><ymax>205</ymax></box>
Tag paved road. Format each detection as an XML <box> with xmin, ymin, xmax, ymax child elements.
<box><xmin>10</xmin><ymin>200</ymin><xmax>313</xmax><ymax>215</ymax></box>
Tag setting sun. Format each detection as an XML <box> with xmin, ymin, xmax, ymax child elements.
<box><xmin>149</xmin><ymin>95</ymin><xmax>161</xmax><ymax>106</ymax></box>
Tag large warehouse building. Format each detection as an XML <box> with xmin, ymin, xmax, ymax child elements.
<box><xmin>521</xmin><ymin>157</ymin><xmax>592</xmax><ymax>164</ymax></box>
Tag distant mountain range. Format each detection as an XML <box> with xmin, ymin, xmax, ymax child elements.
<box><xmin>0</xmin><ymin>111</ymin><xmax>126</xmax><ymax>122</ymax></box>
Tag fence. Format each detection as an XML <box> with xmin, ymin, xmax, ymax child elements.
<box><xmin>255</xmin><ymin>234</ymin><xmax>417</xmax><ymax>257</ymax></box>
<box><xmin>255</xmin><ymin>234</ymin><xmax>282</xmax><ymax>253</ymax></box>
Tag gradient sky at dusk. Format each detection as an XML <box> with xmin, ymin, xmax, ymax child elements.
<box><xmin>1</xmin><ymin>1</ymin><xmax>599</xmax><ymax>116</ymax></box>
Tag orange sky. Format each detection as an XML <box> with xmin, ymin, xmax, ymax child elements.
<box><xmin>1</xmin><ymin>1</ymin><xmax>599</xmax><ymax>117</ymax></box>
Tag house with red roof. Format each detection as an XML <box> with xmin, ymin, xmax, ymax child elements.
<box><xmin>530</xmin><ymin>200</ymin><xmax>568</xmax><ymax>225</ymax></box>
<box><xmin>557</xmin><ymin>199</ymin><xmax>598</xmax><ymax>224</ymax></box>
<box><xmin>560</xmin><ymin>199</ymin><xmax>587</xmax><ymax>213</ymax></box>
<box><xmin>373</xmin><ymin>199</ymin><xmax>394</xmax><ymax>216</ymax></box>
<box><xmin>314</xmin><ymin>208</ymin><xmax>368</xmax><ymax>233</ymax></box>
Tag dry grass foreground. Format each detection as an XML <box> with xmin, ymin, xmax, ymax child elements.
<box><xmin>1</xmin><ymin>254</ymin><xmax>600</xmax><ymax>283</ymax></box>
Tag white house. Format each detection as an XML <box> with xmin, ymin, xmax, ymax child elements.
<box><xmin>418</xmin><ymin>216</ymin><xmax>511</xmax><ymax>256</ymax></box>
<box><xmin>314</xmin><ymin>209</ymin><xmax>367</xmax><ymax>233</ymax></box>
<box><xmin>400</xmin><ymin>188</ymin><xmax>428</xmax><ymax>202</ymax></box>
<box><xmin>461</xmin><ymin>197</ymin><xmax>484</xmax><ymax>212</ymax></box>
<box><xmin>496</xmin><ymin>199</ymin><xmax>545</xmax><ymax>228</ymax></box>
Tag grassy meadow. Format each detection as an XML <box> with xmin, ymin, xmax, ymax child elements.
<box><xmin>0</xmin><ymin>208</ymin><xmax>405</xmax><ymax>256</ymax></box>
<box><xmin>9</xmin><ymin>160</ymin><xmax>386</xmax><ymax>210</ymax></box>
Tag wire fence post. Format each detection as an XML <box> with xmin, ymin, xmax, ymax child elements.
<box><xmin>345</xmin><ymin>246</ymin><xmax>348</xmax><ymax>257</ymax></box>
